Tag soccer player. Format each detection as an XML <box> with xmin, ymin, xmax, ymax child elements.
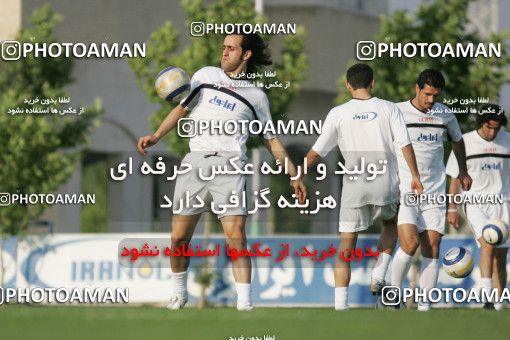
<box><xmin>302</xmin><ymin>63</ymin><xmax>423</xmax><ymax>310</ymax></box>
<box><xmin>446</xmin><ymin>105</ymin><xmax>509</xmax><ymax>310</ymax></box>
<box><xmin>389</xmin><ymin>69</ymin><xmax>472</xmax><ymax>311</ymax></box>
<box><xmin>137</xmin><ymin>33</ymin><xmax>306</xmax><ymax>310</ymax></box>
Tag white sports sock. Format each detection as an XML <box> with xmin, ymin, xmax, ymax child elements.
<box><xmin>235</xmin><ymin>282</ymin><xmax>252</xmax><ymax>308</ymax></box>
<box><xmin>334</xmin><ymin>287</ymin><xmax>349</xmax><ymax>310</ymax></box>
<box><xmin>390</xmin><ymin>248</ymin><xmax>413</xmax><ymax>287</ymax></box>
<box><xmin>371</xmin><ymin>252</ymin><xmax>392</xmax><ymax>282</ymax></box>
<box><xmin>480</xmin><ymin>277</ymin><xmax>494</xmax><ymax>303</ymax></box>
<box><xmin>418</xmin><ymin>257</ymin><xmax>439</xmax><ymax>308</ymax></box>
<box><xmin>170</xmin><ymin>270</ymin><xmax>187</xmax><ymax>297</ymax></box>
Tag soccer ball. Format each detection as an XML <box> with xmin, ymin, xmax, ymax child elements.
<box><xmin>155</xmin><ymin>66</ymin><xmax>190</xmax><ymax>102</ymax></box>
<box><xmin>442</xmin><ymin>247</ymin><xmax>474</xmax><ymax>278</ymax></box>
<box><xmin>482</xmin><ymin>219</ymin><xmax>509</xmax><ymax>245</ymax></box>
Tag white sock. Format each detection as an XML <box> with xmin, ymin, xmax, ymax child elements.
<box><xmin>371</xmin><ymin>252</ymin><xmax>392</xmax><ymax>282</ymax></box>
<box><xmin>418</xmin><ymin>257</ymin><xmax>439</xmax><ymax>308</ymax></box>
<box><xmin>391</xmin><ymin>248</ymin><xmax>413</xmax><ymax>287</ymax></box>
<box><xmin>170</xmin><ymin>271</ymin><xmax>187</xmax><ymax>297</ymax></box>
<box><xmin>334</xmin><ymin>287</ymin><xmax>349</xmax><ymax>310</ymax></box>
<box><xmin>481</xmin><ymin>277</ymin><xmax>494</xmax><ymax>303</ymax></box>
<box><xmin>235</xmin><ymin>282</ymin><xmax>252</xmax><ymax>307</ymax></box>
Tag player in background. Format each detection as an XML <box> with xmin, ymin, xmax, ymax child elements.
<box><xmin>137</xmin><ymin>33</ymin><xmax>306</xmax><ymax>311</ymax></box>
<box><xmin>301</xmin><ymin>63</ymin><xmax>423</xmax><ymax>310</ymax></box>
<box><xmin>446</xmin><ymin>105</ymin><xmax>509</xmax><ymax>310</ymax></box>
<box><xmin>389</xmin><ymin>69</ymin><xmax>472</xmax><ymax>311</ymax></box>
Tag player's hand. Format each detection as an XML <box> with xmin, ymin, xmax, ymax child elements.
<box><xmin>411</xmin><ymin>177</ymin><xmax>424</xmax><ymax>195</ymax></box>
<box><xmin>290</xmin><ymin>179</ymin><xmax>307</xmax><ymax>204</ymax></box>
<box><xmin>447</xmin><ymin>210</ymin><xmax>459</xmax><ymax>229</ymax></box>
<box><xmin>137</xmin><ymin>134</ymin><xmax>159</xmax><ymax>156</ymax></box>
<box><xmin>458</xmin><ymin>171</ymin><xmax>472</xmax><ymax>191</ymax></box>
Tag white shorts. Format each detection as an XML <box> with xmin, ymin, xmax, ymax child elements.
<box><xmin>464</xmin><ymin>201</ymin><xmax>510</xmax><ymax>248</ymax></box>
<box><xmin>339</xmin><ymin>203</ymin><xmax>398</xmax><ymax>233</ymax></box>
<box><xmin>397</xmin><ymin>203</ymin><xmax>446</xmax><ymax>234</ymax></box>
<box><xmin>172</xmin><ymin>152</ymin><xmax>247</xmax><ymax>218</ymax></box>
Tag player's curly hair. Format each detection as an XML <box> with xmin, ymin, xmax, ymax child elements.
<box><xmin>240</xmin><ymin>34</ymin><xmax>272</xmax><ymax>74</ymax></box>
<box><xmin>476</xmin><ymin>104</ymin><xmax>507</xmax><ymax>128</ymax></box>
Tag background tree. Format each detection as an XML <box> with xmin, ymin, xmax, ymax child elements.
<box><xmin>336</xmin><ymin>0</ymin><xmax>509</xmax><ymax>130</ymax></box>
<box><xmin>0</xmin><ymin>5</ymin><xmax>103</xmax><ymax>236</ymax></box>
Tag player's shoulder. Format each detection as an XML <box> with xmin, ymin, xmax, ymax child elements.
<box><xmin>374</xmin><ymin>97</ymin><xmax>400</xmax><ymax>110</ymax></box>
<box><xmin>497</xmin><ymin>128</ymin><xmax>510</xmax><ymax>141</ymax></box>
<box><xmin>193</xmin><ymin>66</ymin><xmax>222</xmax><ymax>80</ymax></box>
<box><xmin>431</xmin><ymin>102</ymin><xmax>453</xmax><ymax>116</ymax></box>
<box><xmin>462</xmin><ymin>130</ymin><xmax>478</xmax><ymax>141</ymax></box>
<box><xmin>396</xmin><ymin>100</ymin><xmax>411</xmax><ymax>110</ymax></box>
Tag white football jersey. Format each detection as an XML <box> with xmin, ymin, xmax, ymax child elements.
<box><xmin>396</xmin><ymin>100</ymin><xmax>463</xmax><ymax>203</ymax></box>
<box><xmin>312</xmin><ymin>97</ymin><xmax>411</xmax><ymax>208</ymax></box>
<box><xmin>180</xmin><ymin>66</ymin><xmax>275</xmax><ymax>160</ymax></box>
<box><xmin>446</xmin><ymin>129</ymin><xmax>510</xmax><ymax>200</ymax></box>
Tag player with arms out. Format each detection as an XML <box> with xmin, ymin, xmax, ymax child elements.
<box><xmin>137</xmin><ymin>33</ymin><xmax>306</xmax><ymax>311</ymax></box>
<box><xmin>389</xmin><ymin>69</ymin><xmax>472</xmax><ymax>311</ymax></box>
<box><xmin>301</xmin><ymin>63</ymin><xmax>423</xmax><ymax>310</ymax></box>
<box><xmin>446</xmin><ymin>105</ymin><xmax>509</xmax><ymax>310</ymax></box>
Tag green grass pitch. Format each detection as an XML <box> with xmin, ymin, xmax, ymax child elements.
<box><xmin>0</xmin><ymin>305</ymin><xmax>506</xmax><ymax>339</ymax></box>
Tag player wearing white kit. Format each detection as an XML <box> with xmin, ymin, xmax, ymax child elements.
<box><xmin>389</xmin><ymin>69</ymin><xmax>472</xmax><ymax>311</ymax></box>
<box><xmin>137</xmin><ymin>34</ymin><xmax>306</xmax><ymax>311</ymax></box>
<box><xmin>301</xmin><ymin>63</ymin><xmax>423</xmax><ymax>310</ymax></box>
<box><xmin>446</xmin><ymin>105</ymin><xmax>509</xmax><ymax>310</ymax></box>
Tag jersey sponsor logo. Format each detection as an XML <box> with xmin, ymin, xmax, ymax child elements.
<box><xmin>417</xmin><ymin>132</ymin><xmax>439</xmax><ymax>142</ymax></box>
<box><xmin>352</xmin><ymin>112</ymin><xmax>377</xmax><ymax>121</ymax></box>
<box><xmin>419</xmin><ymin>116</ymin><xmax>437</xmax><ymax>123</ymax></box>
<box><xmin>481</xmin><ymin>162</ymin><xmax>501</xmax><ymax>170</ymax></box>
<box><xmin>483</xmin><ymin>147</ymin><xmax>497</xmax><ymax>153</ymax></box>
<box><xmin>208</xmin><ymin>95</ymin><xmax>237</xmax><ymax>111</ymax></box>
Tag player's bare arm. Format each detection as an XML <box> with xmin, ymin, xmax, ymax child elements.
<box><xmin>137</xmin><ymin>104</ymin><xmax>188</xmax><ymax>155</ymax></box>
<box><xmin>451</xmin><ymin>138</ymin><xmax>472</xmax><ymax>191</ymax></box>
<box><xmin>401</xmin><ymin>144</ymin><xmax>424</xmax><ymax>194</ymax></box>
<box><xmin>263</xmin><ymin>137</ymin><xmax>307</xmax><ymax>203</ymax></box>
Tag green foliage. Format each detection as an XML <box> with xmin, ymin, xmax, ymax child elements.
<box><xmin>0</xmin><ymin>5</ymin><xmax>103</xmax><ymax>235</ymax></box>
<box><xmin>129</xmin><ymin>0</ymin><xmax>308</xmax><ymax>157</ymax></box>
<box><xmin>80</xmin><ymin>155</ymin><xmax>108</xmax><ymax>233</ymax></box>
<box><xmin>336</xmin><ymin>0</ymin><xmax>509</xmax><ymax>130</ymax></box>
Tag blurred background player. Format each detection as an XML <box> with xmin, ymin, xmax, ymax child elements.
<box><xmin>301</xmin><ymin>63</ymin><xmax>423</xmax><ymax>310</ymax></box>
<box><xmin>446</xmin><ymin>105</ymin><xmax>509</xmax><ymax>310</ymax></box>
<box><xmin>137</xmin><ymin>33</ymin><xmax>306</xmax><ymax>311</ymax></box>
<box><xmin>389</xmin><ymin>69</ymin><xmax>472</xmax><ymax>311</ymax></box>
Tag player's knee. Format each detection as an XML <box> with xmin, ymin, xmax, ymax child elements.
<box><xmin>171</xmin><ymin>236</ymin><xmax>191</xmax><ymax>248</ymax></box>
<box><xmin>224</xmin><ymin>224</ymin><xmax>245</xmax><ymax>239</ymax></box>
<box><xmin>225</xmin><ymin>227</ymin><xmax>246</xmax><ymax>245</ymax></box>
<box><xmin>480</xmin><ymin>241</ymin><xmax>495</xmax><ymax>254</ymax></box>
<box><xmin>402</xmin><ymin>238</ymin><xmax>419</xmax><ymax>254</ymax></box>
